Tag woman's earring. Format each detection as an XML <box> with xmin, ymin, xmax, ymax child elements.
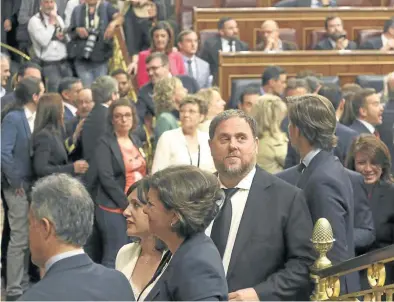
<box><xmin>170</xmin><ymin>221</ymin><xmax>174</xmax><ymax>227</ymax></box>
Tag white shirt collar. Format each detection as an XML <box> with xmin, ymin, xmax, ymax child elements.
<box><xmin>182</xmin><ymin>54</ymin><xmax>195</xmax><ymax>62</ymax></box>
<box><xmin>302</xmin><ymin>148</ymin><xmax>322</xmax><ymax>167</ymax></box>
<box><xmin>1</xmin><ymin>87</ymin><xmax>6</xmax><ymax>98</ymax></box>
<box><xmin>24</xmin><ymin>106</ymin><xmax>35</xmax><ymax>120</ymax></box>
<box><xmin>45</xmin><ymin>249</ymin><xmax>85</xmax><ymax>272</ymax></box>
<box><xmin>218</xmin><ymin>166</ymin><xmax>256</xmax><ymax>190</ymax></box>
<box><xmin>102</xmin><ymin>103</ymin><xmax>109</xmax><ymax>108</ymax></box>
<box><xmin>357</xmin><ymin>119</ymin><xmax>375</xmax><ymax>133</ymax></box>
<box><xmin>63</xmin><ymin>101</ymin><xmax>78</xmax><ymax>115</ymax></box>
<box><xmin>381</xmin><ymin>33</ymin><xmax>388</xmax><ymax>47</ymax></box>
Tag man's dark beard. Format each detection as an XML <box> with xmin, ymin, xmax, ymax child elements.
<box><xmin>216</xmin><ymin>158</ymin><xmax>255</xmax><ymax>180</ymax></box>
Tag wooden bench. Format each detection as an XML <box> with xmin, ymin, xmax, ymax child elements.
<box><xmin>218</xmin><ymin>50</ymin><xmax>394</xmax><ymax>101</ymax></box>
<box><xmin>193</xmin><ymin>7</ymin><xmax>394</xmax><ymax>49</ymax></box>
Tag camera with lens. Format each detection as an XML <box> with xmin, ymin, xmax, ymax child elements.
<box><xmin>83</xmin><ymin>28</ymin><xmax>100</xmax><ymax>60</ymax></box>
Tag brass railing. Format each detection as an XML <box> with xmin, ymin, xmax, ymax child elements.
<box><xmin>310</xmin><ymin>218</ymin><xmax>394</xmax><ymax>301</ymax></box>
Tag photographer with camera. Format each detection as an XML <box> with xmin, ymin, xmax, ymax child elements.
<box><xmin>68</xmin><ymin>0</ymin><xmax>124</xmax><ymax>87</ymax></box>
<box><xmin>27</xmin><ymin>0</ymin><xmax>73</xmax><ymax>92</ymax></box>
<box><xmin>314</xmin><ymin>16</ymin><xmax>358</xmax><ymax>51</ymax></box>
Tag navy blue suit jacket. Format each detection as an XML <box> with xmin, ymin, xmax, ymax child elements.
<box><xmin>1</xmin><ymin>91</ymin><xmax>16</xmax><ymax>111</ymax></box>
<box><xmin>284</xmin><ymin>123</ymin><xmax>358</xmax><ymax>168</ymax></box>
<box><xmin>349</xmin><ymin>119</ymin><xmax>373</xmax><ymax>135</ymax></box>
<box><xmin>1</xmin><ymin>109</ymin><xmax>33</xmax><ymax>189</ymax></box>
<box><xmin>277</xmin><ymin>151</ymin><xmax>360</xmax><ymax>294</ymax></box>
<box><xmin>377</xmin><ymin>100</ymin><xmax>394</xmax><ymax>173</ymax></box>
<box><xmin>63</xmin><ymin>105</ymin><xmax>75</xmax><ymax>122</ymax></box>
<box><xmin>146</xmin><ymin>232</ymin><xmax>228</xmax><ymax>301</ymax></box>
<box><xmin>276</xmin><ymin>166</ymin><xmax>374</xmax><ymax>254</ymax></box>
<box><xmin>18</xmin><ymin>254</ymin><xmax>133</xmax><ymax>301</ymax></box>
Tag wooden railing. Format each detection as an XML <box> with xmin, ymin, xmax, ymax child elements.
<box><xmin>310</xmin><ymin>218</ymin><xmax>394</xmax><ymax>301</ymax></box>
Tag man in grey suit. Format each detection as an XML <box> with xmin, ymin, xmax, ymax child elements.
<box><xmin>18</xmin><ymin>174</ymin><xmax>133</xmax><ymax>301</ymax></box>
<box><xmin>178</xmin><ymin>30</ymin><xmax>212</xmax><ymax>89</ymax></box>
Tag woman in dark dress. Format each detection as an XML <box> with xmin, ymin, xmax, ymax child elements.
<box><xmin>346</xmin><ymin>134</ymin><xmax>394</xmax><ymax>286</ymax></box>
<box><xmin>32</xmin><ymin>93</ymin><xmax>89</xmax><ymax>179</ymax></box>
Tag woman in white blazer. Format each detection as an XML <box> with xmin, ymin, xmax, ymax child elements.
<box><xmin>116</xmin><ymin>179</ymin><xmax>167</xmax><ymax>301</ymax></box>
<box><xmin>152</xmin><ymin>95</ymin><xmax>216</xmax><ymax>174</ymax></box>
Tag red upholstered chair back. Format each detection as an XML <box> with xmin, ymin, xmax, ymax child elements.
<box><xmin>357</xmin><ymin>29</ymin><xmax>382</xmax><ymax>47</ymax></box>
<box><xmin>222</xmin><ymin>0</ymin><xmax>257</xmax><ymax>7</ymax></box>
<box><xmin>180</xmin><ymin>0</ymin><xmax>217</xmax><ymax>29</ymax></box>
<box><xmin>199</xmin><ymin>29</ymin><xmax>219</xmax><ymax>48</ymax></box>
<box><xmin>309</xmin><ymin>30</ymin><xmax>327</xmax><ymax>49</ymax></box>
<box><xmin>255</xmin><ymin>28</ymin><xmax>297</xmax><ymax>48</ymax></box>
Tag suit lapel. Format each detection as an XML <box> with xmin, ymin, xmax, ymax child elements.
<box><xmin>109</xmin><ymin>134</ymin><xmax>125</xmax><ymax>175</ymax></box>
<box><xmin>227</xmin><ymin>167</ymin><xmax>272</xmax><ymax>277</ymax></box>
<box><xmin>296</xmin><ymin>151</ymin><xmax>330</xmax><ymax>189</ymax></box>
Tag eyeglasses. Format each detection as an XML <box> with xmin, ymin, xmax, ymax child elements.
<box><xmin>113</xmin><ymin>113</ymin><xmax>132</xmax><ymax>120</ymax></box>
<box><xmin>180</xmin><ymin>109</ymin><xmax>200</xmax><ymax>115</ymax></box>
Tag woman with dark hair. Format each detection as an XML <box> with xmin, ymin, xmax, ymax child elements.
<box><xmin>141</xmin><ymin>165</ymin><xmax>228</xmax><ymax>301</ymax></box>
<box><xmin>346</xmin><ymin>134</ymin><xmax>394</xmax><ymax>250</ymax></box>
<box><xmin>32</xmin><ymin>93</ymin><xmax>89</xmax><ymax>178</ymax></box>
<box><xmin>346</xmin><ymin>134</ymin><xmax>394</xmax><ymax>285</ymax></box>
<box><xmin>136</xmin><ymin>21</ymin><xmax>185</xmax><ymax>88</ymax></box>
<box><xmin>116</xmin><ymin>179</ymin><xmax>167</xmax><ymax>301</ymax></box>
<box><xmin>94</xmin><ymin>98</ymin><xmax>147</xmax><ymax>268</ymax></box>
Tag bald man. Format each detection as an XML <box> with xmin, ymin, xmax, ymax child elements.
<box><xmin>256</xmin><ymin>20</ymin><xmax>297</xmax><ymax>51</ymax></box>
<box><xmin>64</xmin><ymin>88</ymin><xmax>94</xmax><ymax>161</ymax></box>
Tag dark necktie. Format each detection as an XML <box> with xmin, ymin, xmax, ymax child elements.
<box><xmin>187</xmin><ymin>59</ymin><xmax>193</xmax><ymax>78</ymax></box>
<box><xmin>211</xmin><ymin>188</ymin><xmax>239</xmax><ymax>258</ymax></box>
<box><xmin>229</xmin><ymin>40</ymin><xmax>234</xmax><ymax>52</ymax></box>
<box><xmin>297</xmin><ymin>162</ymin><xmax>306</xmax><ymax>173</ymax></box>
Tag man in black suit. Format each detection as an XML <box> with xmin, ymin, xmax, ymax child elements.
<box><xmin>58</xmin><ymin>77</ymin><xmax>83</xmax><ymax>122</ymax></box>
<box><xmin>361</xmin><ymin>17</ymin><xmax>394</xmax><ymax>51</ymax></box>
<box><xmin>276</xmin><ymin>166</ymin><xmax>375</xmax><ymax>256</ymax></box>
<box><xmin>136</xmin><ymin>52</ymin><xmax>199</xmax><ymax>124</ymax></box>
<box><xmin>1</xmin><ymin>62</ymin><xmax>42</xmax><ymax>111</ymax></box>
<box><xmin>349</xmin><ymin>88</ymin><xmax>384</xmax><ymax>135</ymax></box>
<box><xmin>314</xmin><ymin>17</ymin><xmax>358</xmax><ymax>50</ymax></box>
<box><xmin>81</xmin><ymin>76</ymin><xmax>119</xmax><ymax>263</ymax></box>
<box><xmin>284</xmin><ymin>94</ymin><xmax>359</xmax><ymax>294</ymax></box>
<box><xmin>19</xmin><ymin>174</ymin><xmax>133</xmax><ymax>301</ymax></box>
<box><xmin>256</xmin><ymin>20</ymin><xmax>298</xmax><ymax>51</ymax></box>
<box><xmin>377</xmin><ymin>75</ymin><xmax>394</xmax><ymax>173</ymax></box>
<box><xmin>318</xmin><ymin>85</ymin><xmax>359</xmax><ymax>162</ymax></box>
<box><xmin>200</xmin><ymin>17</ymin><xmax>248</xmax><ymax>85</ymax></box>
<box><xmin>65</xmin><ymin>88</ymin><xmax>94</xmax><ymax>162</ymax></box>
<box><xmin>207</xmin><ymin>109</ymin><xmax>315</xmax><ymax>300</ymax></box>
<box><xmin>260</xmin><ymin>65</ymin><xmax>287</xmax><ymax>97</ymax></box>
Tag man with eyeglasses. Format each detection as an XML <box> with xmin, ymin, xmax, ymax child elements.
<box><xmin>136</xmin><ymin>51</ymin><xmax>199</xmax><ymax>125</ymax></box>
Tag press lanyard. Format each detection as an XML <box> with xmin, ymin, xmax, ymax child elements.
<box><xmin>187</xmin><ymin>144</ymin><xmax>200</xmax><ymax>168</ymax></box>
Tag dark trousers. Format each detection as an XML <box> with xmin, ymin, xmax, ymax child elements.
<box><xmin>40</xmin><ymin>60</ymin><xmax>73</xmax><ymax>92</ymax></box>
<box><xmin>83</xmin><ymin>215</ymin><xmax>103</xmax><ymax>264</ymax></box>
<box><xmin>95</xmin><ymin>206</ymin><xmax>128</xmax><ymax>269</ymax></box>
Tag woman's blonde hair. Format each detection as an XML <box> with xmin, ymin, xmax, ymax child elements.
<box><xmin>153</xmin><ymin>77</ymin><xmax>182</xmax><ymax>116</ymax></box>
<box><xmin>382</xmin><ymin>72</ymin><xmax>394</xmax><ymax>104</ymax></box>
<box><xmin>251</xmin><ymin>94</ymin><xmax>287</xmax><ymax>138</ymax></box>
<box><xmin>195</xmin><ymin>87</ymin><xmax>220</xmax><ymax>105</ymax></box>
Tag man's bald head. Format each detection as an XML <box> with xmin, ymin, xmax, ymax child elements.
<box><xmin>261</xmin><ymin>20</ymin><xmax>279</xmax><ymax>43</ymax></box>
<box><xmin>76</xmin><ymin>88</ymin><xmax>94</xmax><ymax>118</ymax></box>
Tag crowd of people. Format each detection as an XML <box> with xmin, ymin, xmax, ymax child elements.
<box><xmin>1</xmin><ymin>0</ymin><xmax>394</xmax><ymax>301</ymax></box>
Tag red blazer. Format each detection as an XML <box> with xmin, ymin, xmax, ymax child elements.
<box><xmin>137</xmin><ymin>49</ymin><xmax>186</xmax><ymax>88</ymax></box>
